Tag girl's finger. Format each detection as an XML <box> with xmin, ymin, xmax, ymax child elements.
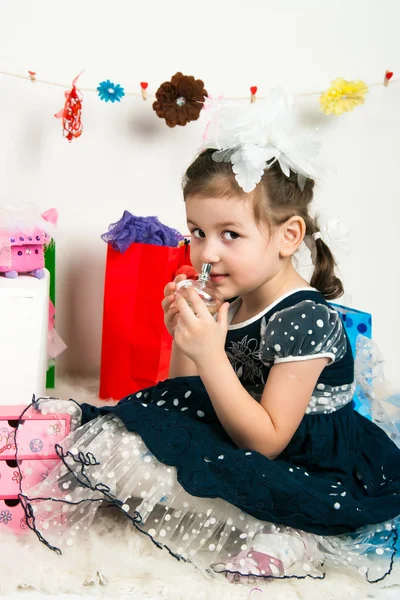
<box><xmin>186</xmin><ymin>287</ymin><xmax>210</xmax><ymax>319</ymax></box>
<box><xmin>175</xmin><ymin>292</ymin><xmax>197</xmax><ymax>323</ymax></box>
<box><xmin>162</xmin><ymin>295</ymin><xmax>174</xmax><ymax>310</ymax></box>
<box><xmin>164</xmin><ymin>282</ymin><xmax>176</xmax><ymax>296</ymax></box>
<box><xmin>217</xmin><ymin>302</ymin><xmax>230</xmax><ymax>327</ymax></box>
<box><xmin>174</xmin><ymin>273</ymin><xmax>187</xmax><ymax>284</ymax></box>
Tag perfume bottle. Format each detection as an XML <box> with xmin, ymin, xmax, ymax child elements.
<box><xmin>176</xmin><ymin>263</ymin><xmax>223</xmax><ymax>315</ymax></box>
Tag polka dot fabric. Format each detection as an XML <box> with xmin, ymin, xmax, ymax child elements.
<box><xmin>260</xmin><ymin>301</ymin><xmax>347</xmax><ymax>366</ymax></box>
<box><xmin>18</xmin><ymin>289</ymin><xmax>400</xmax><ymax>586</ymax></box>
<box><xmin>20</xmin><ymin>383</ymin><xmax>399</xmax><ymax>585</ymax></box>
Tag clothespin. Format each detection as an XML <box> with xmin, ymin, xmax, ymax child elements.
<box><xmin>140</xmin><ymin>82</ymin><xmax>148</xmax><ymax>100</ymax></box>
<box><xmin>384</xmin><ymin>70</ymin><xmax>393</xmax><ymax>87</ymax></box>
<box><xmin>250</xmin><ymin>86</ymin><xmax>257</xmax><ymax>103</ymax></box>
<box><xmin>28</xmin><ymin>70</ymin><xmax>36</xmax><ymax>83</ymax></box>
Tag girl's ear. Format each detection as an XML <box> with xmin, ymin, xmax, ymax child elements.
<box><xmin>279</xmin><ymin>216</ymin><xmax>305</xmax><ymax>258</ymax></box>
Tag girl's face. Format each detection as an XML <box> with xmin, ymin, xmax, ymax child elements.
<box><xmin>186</xmin><ymin>194</ymin><xmax>284</xmax><ymax>301</ymax></box>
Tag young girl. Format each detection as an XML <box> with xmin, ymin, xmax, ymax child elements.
<box><xmin>20</xmin><ymin>94</ymin><xmax>399</xmax><ymax>584</ymax></box>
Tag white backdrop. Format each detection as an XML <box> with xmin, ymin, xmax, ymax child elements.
<box><xmin>0</xmin><ymin>0</ymin><xmax>399</xmax><ymax>382</ymax></box>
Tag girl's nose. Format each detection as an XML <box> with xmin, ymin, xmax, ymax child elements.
<box><xmin>199</xmin><ymin>241</ymin><xmax>220</xmax><ymax>266</ymax></box>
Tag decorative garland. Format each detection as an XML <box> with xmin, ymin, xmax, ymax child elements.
<box><xmin>0</xmin><ymin>69</ymin><xmax>398</xmax><ymax>142</ymax></box>
<box><xmin>54</xmin><ymin>73</ymin><xmax>83</xmax><ymax>141</ymax></box>
<box><xmin>152</xmin><ymin>72</ymin><xmax>207</xmax><ymax>128</ymax></box>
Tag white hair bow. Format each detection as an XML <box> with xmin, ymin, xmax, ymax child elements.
<box><xmin>202</xmin><ymin>87</ymin><xmax>322</xmax><ymax>193</ymax></box>
<box><xmin>302</xmin><ymin>216</ymin><xmax>351</xmax><ymax>266</ymax></box>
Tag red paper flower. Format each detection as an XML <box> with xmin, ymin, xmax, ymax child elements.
<box><xmin>55</xmin><ymin>73</ymin><xmax>83</xmax><ymax>141</ymax></box>
<box><xmin>175</xmin><ymin>265</ymin><xmax>197</xmax><ymax>280</ymax></box>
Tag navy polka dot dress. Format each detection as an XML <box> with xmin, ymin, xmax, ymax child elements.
<box><xmin>21</xmin><ymin>289</ymin><xmax>400</xmax><ymax>583</ymax></box>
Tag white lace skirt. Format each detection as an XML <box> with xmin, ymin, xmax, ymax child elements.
<box><xmin>19</xmin><ymin>397</ymin><xmax>398</xmax><ymax>584</ymax></box>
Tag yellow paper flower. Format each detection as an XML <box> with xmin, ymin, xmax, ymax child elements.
<box><xmin>320</xmin><ymin>78</ymin><xmax>369</xmax><ymax>116</ymax></box>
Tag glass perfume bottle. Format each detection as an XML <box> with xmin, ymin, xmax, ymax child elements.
<box><xmin>176</xmin><ymin>263</ymin><xmax>223</xmax><ymax>315</ymax></box>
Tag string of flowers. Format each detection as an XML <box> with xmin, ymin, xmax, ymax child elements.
<box><xmin>0</xmin><ymin>68</ymin><xmax>397</xmax><ymax>101</ymax></box>
<box><xmin>0</xmin><ymin>68</ymin><xmax>398</xmax><ymax>141</ymax></box>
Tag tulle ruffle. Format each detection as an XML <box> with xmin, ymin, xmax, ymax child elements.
<box><xmin>16</xmin><ymin>335</ymin><xmax>400</xmax><ymax>584</ymax></box>
<box><xmin>354</xmin><ymin>336</ymin><xmax>400</xmax><ymax>447</ymax></box>
<box><xmin>19</xmin><ymin>396</ymin><xmax>398</xmax><ymax>584</ymax></box>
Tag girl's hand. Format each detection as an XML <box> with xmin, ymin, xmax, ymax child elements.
<box><xmin>162</xmin><ymin>274</ymin><xmax>187</xmax><ymax>336</ymax></box>
<box><xmin>174</xmin><ymin>287</ymin><xmax>230</xmax><ymax>367</ymax></box>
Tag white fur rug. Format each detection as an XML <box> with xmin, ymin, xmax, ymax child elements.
<box><xmin>2</xmin><ymin>377</ymin><xmax>399</xmax><ymax>600</ymax></box>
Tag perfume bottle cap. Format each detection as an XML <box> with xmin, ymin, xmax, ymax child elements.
<box><xmin>200</xmin><ymin>263</ymin><xmax>212</xmax><ymax>279</ymax></box>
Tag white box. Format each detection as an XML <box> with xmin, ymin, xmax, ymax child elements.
<box><xmin>0</xmin><ymin>270</ymin><xmax>49</xmax><ymax>405</ymax></box>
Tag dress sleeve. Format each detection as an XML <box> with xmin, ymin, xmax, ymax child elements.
<box><xmin>260</xmin><ymin>300</ymin><xmax>347</xmax><ymax>366</ymax></box>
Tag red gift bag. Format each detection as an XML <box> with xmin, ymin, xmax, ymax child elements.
<box><xmin>99</xmin><ymin>242</ymin><xmax>191</xmax><ymax>400</ymax></box>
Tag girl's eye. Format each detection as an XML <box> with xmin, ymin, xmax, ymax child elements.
<box><xmin>222</xmin><ymin>231</ymin><xmax>239</xmax><ymax>241</ymax></box>
<box><xmin>192</xmin><ymin>228</ymin><xmax>205</xmax><ymax>238</ymax></box>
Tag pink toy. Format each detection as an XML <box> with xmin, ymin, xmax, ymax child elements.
<box><xmin>0</xmin><ymin>404</ymin><xmax>71</xmax><ymax>534</ymax></box>
<box><xmin>0</xmin><ymin>406</ymin><xmax>70</xmax><ymax>461</ymax></box>
<box><xmin>0</xmin><ymin>208</ymin><xmax>57</xmax><ymax>279</ymax></box>
<box><xmin>0</xmin><ymin>458</ymin><xmax>58</xmax><ymax>499</ymax></box>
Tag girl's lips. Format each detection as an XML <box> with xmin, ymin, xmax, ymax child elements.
<box><xmin>210</xmin><ymin>274</ymin><xmax>228</xmax><ymax>283</ymax></box>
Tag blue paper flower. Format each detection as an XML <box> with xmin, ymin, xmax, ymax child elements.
<box><xmin>97</xmin><ymin>80</ymin><xmax>125</xmax><ymax>103</ymax></box>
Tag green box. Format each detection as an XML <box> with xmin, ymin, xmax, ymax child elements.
<box><xmin>45</xmin><ymin>243</ymin><xmax>56</xmax><ymax>388</ymax></box>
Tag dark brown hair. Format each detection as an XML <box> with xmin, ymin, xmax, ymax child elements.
<box><xmin>182</xmin><ymin>149</ymin><xmax>343</xmax><ymax>300</ymax></box>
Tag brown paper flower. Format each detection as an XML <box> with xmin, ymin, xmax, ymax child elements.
<box><xmin>153</xmin><ymin>72</ymin><xmax>208</xmax><ymax>127</ymax></box>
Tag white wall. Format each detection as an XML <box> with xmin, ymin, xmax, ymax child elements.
<box><xmin>0</xmin><ymin>0</ymin><xmax>399</xmax><ymax>382</ymax></box>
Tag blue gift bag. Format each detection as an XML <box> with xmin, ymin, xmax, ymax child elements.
<box><xmin>330</xmin><ymin>303</ymin><xmax>372</xmax><ymax>357</ymax></box>
<box><xmin>330</xmin><ymin>303</ymin><xmax>372</xmax><ymax>415</ymax></box>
